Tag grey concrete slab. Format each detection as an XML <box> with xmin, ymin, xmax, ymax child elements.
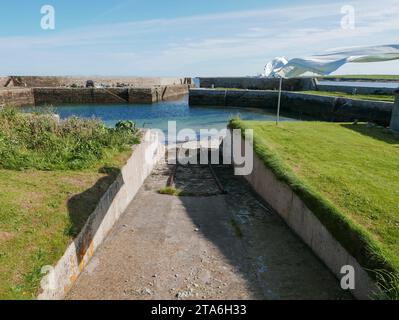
<box><xmin>67</xmin><ymin>163</ymin><xmax>350</xmax><ymax>300</ymax></box>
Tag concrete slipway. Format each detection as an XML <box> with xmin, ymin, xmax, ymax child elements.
<box><xmin>67</xmin><ymin>158</ymin><xmax>350</xmax><ymax>300</ymax></box>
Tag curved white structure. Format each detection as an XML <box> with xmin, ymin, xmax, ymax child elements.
<box><xmin>264</xmin><ymin>44</ymin><xmax>399</xmax><ymax>78</ymax></box>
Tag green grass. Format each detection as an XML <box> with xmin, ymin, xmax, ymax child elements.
<box><xmin>230</xmin><ymin>119</ymin><xmax>399</xmax><ymax>299</ymax></box>
<box><xmin>0</xmin><ymin>150</ymin><xmax>133</xmax><ymax>300</ymax></box>
<box><xmin>158</xmin><ymin>186</ymin><xmax>182</xmax><ymax>196</ymax></box>
<box><xmin>0</xmin><ymin>107</ymin><xmax>139</xmax><ymax>170</ymax></box>
<box><xmin>299</xmin><ymin>91</ymin><xmax>395</xmax><ymax>102</ymax></box>
<box><xmin>322</xmin><ymin>75</ymin><xmax>399</xmax><ymax>81</ymax></box>
<box><xmin>0</xmin><ymin>107</ymin><xmax>140</xmax><ymax>299</ymax></box>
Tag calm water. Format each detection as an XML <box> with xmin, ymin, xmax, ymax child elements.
<box><xmin>25</xmin><ymin>96</ymin><xmax>293</xmax><ymax>135</ymax></box>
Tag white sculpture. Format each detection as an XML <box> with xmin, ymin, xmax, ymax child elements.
<box><xmin>263</xmin><ymin>44</ymin><xmax>399</xmax><ymax>78</ymax></box>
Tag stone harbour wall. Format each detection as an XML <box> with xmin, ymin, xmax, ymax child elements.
<box><xmin>1</xmin><ymin>85</ymin><xmax>190</xmax><ymax>107</ymax></box>
<box><xmin>33</xmin><ymin>88</ymin><xmax>130</xmax><ymax>105</ymax></box>
<box><xmin>34</xmin><ymin>85</ymin><xmax>190</xmax><ymax>105</ymax></box>
<box><xmin>0</xmin><ymin>88</ymin><xmax>35</xmax><ymax>107</ymax></box>
<box><xmin>189</xmin><ymin>89</ymin><xmax>393</xmax><ymax>125</ymax></box>
<box><xmin>199</xmin><ymin>77</ymin><xmax>316</xmax><ymax>91</ymax></box>
<box><xmin>1</xmin><ymin>76</ymin><xmax>193</xmax><ymax>88</ymax></box>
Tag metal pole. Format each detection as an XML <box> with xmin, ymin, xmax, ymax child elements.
<box><xmin>276</xmin><ymin>76</ymin><xmax>283</xmax><ymax>125</ymax></box>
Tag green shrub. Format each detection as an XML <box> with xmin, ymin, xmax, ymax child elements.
<box><xmin>0</xmin><ymin>107</ymin><xmax>140</xmax><ymax>170</ymax></box>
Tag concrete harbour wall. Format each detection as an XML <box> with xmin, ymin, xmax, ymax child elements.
<box><xmin>198</xmin><ymin>76</ymin><xmax>397</xmax><ymax>95</ymax></box>
<box><xmin>235</xmin><ymin>139</ymin><xmax>378</xmax><ymax>300</ymax></box>
<box><xmin>132</xmin><ymin>84</ymin><xmax>190</xmax><ymax>103</ymax></box>
<box><xmin>0</xmin><ymin>88</ymin><xmax>35</xmax><ymax>107</ymax></box>
<box><xmin>283</xmin><ymin>92</ymin><xmax>392</xmax><ymax>125</ymax></box>
<box><xmin>0</xmin><ymin>85</ymin><xmax>190</xmax><ymax>106</ymax></box>
<box><xmin>199</xmin><ymin>77</ymin><xmax>316</xmax><ymax>91</ymax></box>
<box><xmin>1</xmin><ymin>76</ymin><xmax>193</xmax><ymax>88</ymax></box>
<box><xmin>189</xmin><ymin>89</ymin><xmax>393</xmax><ymax>125</ymax></box>
<box><xmin>33</xmin><ymin>88</ymin><xmax>130</xmax><ymax>105</ymax></box>
<box><xmin>38</xmin><ymin>130</ymin><xmax>165</xmax><ymax>300</ymax></box>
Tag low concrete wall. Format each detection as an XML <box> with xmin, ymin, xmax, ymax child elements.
<box><xmin>38</xmin><ymin>130</ymin><xmax>165</xmax><ymax>300</ymax></box>
<box><xmin>199</xmin><ymin>77</ymin><xmax>316</xmax><ymax>91</ymax></box>
<box><xmin>0</xmin><ymin>88</ymin><xmax>35</xmax><ymax>107</ymax></box>
<box><xmin>189</xmin><ymin>89</ymin><xmax>393</xmax><ymax>125</ymax></box>
<box><xmin>236</xmin><ymin>142</ymin><xmax>378</xmax><ymax>299</ymax></box>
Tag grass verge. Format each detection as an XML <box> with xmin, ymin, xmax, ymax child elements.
<box><xmin>299</xmin><ymin>91</ymin><xmax>394</xmax><ymax>102</ymax></box>
<box><xmin>0</xmin><ymin>107</ymin><xmax>140</xmax><ymax>299</ymax></box>
<box><xmin>230</xmin><ymin>119</ymin><xmax>399</xmax><ymax>299</ymax></box>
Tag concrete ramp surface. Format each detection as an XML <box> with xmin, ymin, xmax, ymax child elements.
<box><xmin>67</xmin><ymin>161</ymin><xmax>350</xmax><ymax>300</ymax></box>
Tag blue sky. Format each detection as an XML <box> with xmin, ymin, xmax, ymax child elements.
<box><xmin>1</xmin><ymin>0</ymin><xmax>398</xmax><ymax>76</ymax></box>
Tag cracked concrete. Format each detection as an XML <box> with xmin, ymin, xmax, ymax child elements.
<box><xmin>67</xmin><ymin>160</ymin><xmax>351</xmax><ymax>300</ymax></box>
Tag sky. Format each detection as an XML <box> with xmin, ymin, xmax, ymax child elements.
<box><xmin>0</xmin><ymin>0</ymin><xmax>398</xmax><ymax>77</ymax></box>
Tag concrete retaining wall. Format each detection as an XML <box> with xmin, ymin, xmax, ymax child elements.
<box><xmin>0</xmin><ymin>88</ymin><xmax>35</xmax><ymax>107</ymax></box>
<box><xmin>38</xmin><ymin>130</ymin><xmax>165</xmax><ymax>300</ymax></box>
<box><xmin>199</xmin><ymin>77</ymin><xmax>316</xmax><ymax>91</ymax></box>
<box><xmin>236</xmin><ymin>142</ymin><xmax>378</xmax><ymax>299</ymax></box>
<box><xmin>189</xmin><ymin>89</ymin><xmax>393</xmax><ymax>125</ymax></box>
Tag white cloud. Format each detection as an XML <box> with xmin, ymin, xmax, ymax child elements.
<box><xmin>1</xmin><ymin>0</ymin><xmax>399</xmax><ymax>76</ymax></box>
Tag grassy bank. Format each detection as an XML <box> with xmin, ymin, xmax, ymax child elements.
<box><xmin>300</xmin><ymin>91</ymin><xmax>395</xmax><ymax>102</ymax></box>
<box><xmin>230</xmin><ymin>119</ymin><xmax>399</xmax><ymax>299</ymax></box>
<box><xmin>322</xmin><ymin>75</ymin><xmax>399</xmax><ymax>81</ymax></box>
<box><xmin>0</xmin><ymin>107</ymin><xmax>139</xmax><ymax>299</ymax></box>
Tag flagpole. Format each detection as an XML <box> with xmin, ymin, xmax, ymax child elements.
<box><xmin>276</xmin><ymin>76</ymin><xmax>283</xmax><ymax>125</ymax></box>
